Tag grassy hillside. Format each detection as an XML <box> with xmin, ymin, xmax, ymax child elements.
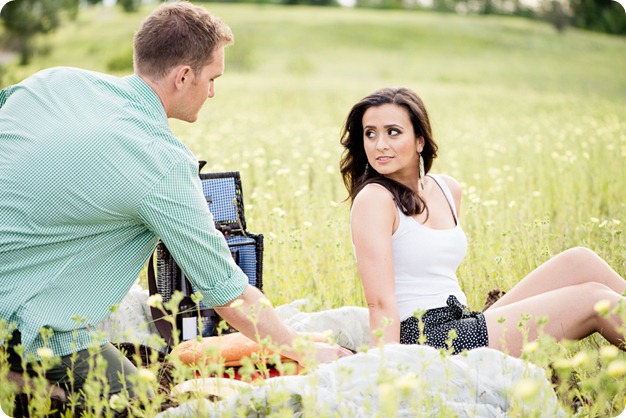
<box><xmin>3</xmin><ymin>3</ymin><xmax>626</xmax><ymax>307</ymax></box>
<box><xmin>3</xmin><ymin>3</ymin><xmax>626</xmax><ymax>416</ymax></box>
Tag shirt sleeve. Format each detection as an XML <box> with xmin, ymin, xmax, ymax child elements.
<box><xmin>137</xmin><ymin>160</ymin><xmax>249</xmax><ymax>307</ymax></box>
<box><xmin>0</xmin><ymin>85</ymin><xmax>17</xmax><ymax>108</ymax></box>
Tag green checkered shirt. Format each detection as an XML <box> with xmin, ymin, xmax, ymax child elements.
<box><xmin>0</xmin><ymin>67</ymin><xmax>248</xmax><ymax>359</ymax></box>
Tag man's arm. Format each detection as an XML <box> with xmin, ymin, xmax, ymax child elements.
<box><xmin>138</xmin><ymin>161</ymin><xmax>352</xmax><ymax>364</ymax></box>
<box><xmin>214</xmin><ymin>285</ymin><xmax>351</xmax><ymax>364</ymax></box>
<box><xmin>138</xmin><ymin>161</ymin><xmax>249</xmax><ymax>308</ymax></box>
<box><xmin>214</xmin><ymin>286</ymin><xmax>298</xmax><ymax>348</ymax></box>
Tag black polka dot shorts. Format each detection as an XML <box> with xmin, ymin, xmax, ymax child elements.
<box><xmin>400</xmin><ymin>295</ymin><xmax>489</xmax><ymax>354</ymax></box>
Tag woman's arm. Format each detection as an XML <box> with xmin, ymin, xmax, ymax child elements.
<box><xmin>351</xmin><ymin>184</ymin><xmax>400</xmax><ymax>346</ymax></box>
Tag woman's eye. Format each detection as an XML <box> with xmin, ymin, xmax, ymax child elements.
<box><xmin>389</xmin><ymin>128</ymin><xmax>400</xmax><ymax>136</ymax></box>
<box><xmin>364</xmin><ymin>130</ymin><xmax>376</xmax><ymax>139</ymax></box>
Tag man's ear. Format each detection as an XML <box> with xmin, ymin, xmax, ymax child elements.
<box><xmin>173</xmin><ymin>65</ymin><xmax>193</xmax><ymax>91</ymax></box>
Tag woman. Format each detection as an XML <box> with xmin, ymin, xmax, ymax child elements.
<box><xmin>340</xmin><ymin>87</ymin><xmax>626</xmax><ymax>357</ymax></box>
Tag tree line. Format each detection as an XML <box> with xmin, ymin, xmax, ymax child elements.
<box><xmin>0</xmin><ymin>0</ymin><xmax>141</xmax><ymax>66</ymax></box>
<box><xmin>0</xmin><ymin>0</ymin><xmax>624</xmax><ymax>68</ymax></box>
<box><xmin>350</xmin><ymin>0</ymin><xmax>624</xmax><ymax>35</ymax></box>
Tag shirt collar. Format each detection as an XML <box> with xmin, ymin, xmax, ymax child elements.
<box><xmin>124</xmin><ymin>74</ymin><xmax>168</xmax><ymax>124</ymax></box>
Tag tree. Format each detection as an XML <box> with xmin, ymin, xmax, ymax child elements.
<box><xmin>0</xmin><ymin>0</ymin><xmax>65</xmax><ymax>65</ymax></box>
<box><xmin>64</xmin><ymin>0</ymin><xmax>80</xmax><ymax>21</ymax></box>
<box><xmin>568</xmin><ymin>0</ymin><xmax>626</xmax><ymax>34</ymax></box>
<box><xmin>118</xmin><ymin>0</ymin><xmax>141</xmax><ymax>13</ymax></box>
<box><xmin>431</xmin><ymin>0</ymin><xmax>461</xmax><ymax>12</ymax></box>
<box><xmin>536</xmin><ymin>0</ymin><xmax>568</xmax><ymax>32</ymax></box>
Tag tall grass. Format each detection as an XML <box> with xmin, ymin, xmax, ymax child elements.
<box><xmin>2</xmin><ymin>3</ymin><xmax>626</xmax><ymax>416</ymax></box>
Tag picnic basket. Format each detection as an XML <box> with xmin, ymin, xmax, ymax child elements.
<box><xmin>148</xmin><ymin>162</ymin><xmax>263</xmax><ymax>347</ymax></box>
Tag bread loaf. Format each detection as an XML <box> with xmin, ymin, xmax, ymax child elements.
<box><xmin>171</xmin><ymin>332</ymin><xmax>327</xmax><ymax>367</ymax></box>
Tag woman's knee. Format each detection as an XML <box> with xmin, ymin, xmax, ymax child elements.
<box><xmin>574</xmin><ymin>281</ymin><xmax>612</xmax><ymax>296</ymax></box>
<box><xmin>556</xmin><ymin>247</ymin><xmax>615</xmax><ymax>282</ymax></box>
<box><xmin>558</xmin><ymin>246</ymin><xmax>600</xmax><ymax>265</ymax></box>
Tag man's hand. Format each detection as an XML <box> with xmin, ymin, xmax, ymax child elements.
<box><xmin>312</xmin><ymin>341</ymin><xmax>354</xmax><ymax>364</ymax></box>
<box><xmin>282</xmin><ymin>332</ymin><xmax>354</xmax><ymax>366</ymax></box>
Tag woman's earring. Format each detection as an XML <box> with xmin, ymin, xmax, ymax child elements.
<box><xmin>364</xmin><ymin>162</ymin><xmax>370</xmax><ymax>176</ymax></box>
<box><xmin>419</xmin><ymin>154</ymin><xmax>425</xmax><ymax>190</ymax></box>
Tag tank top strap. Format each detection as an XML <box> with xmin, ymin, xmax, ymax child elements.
<box><xmin>428</xmin><ymin>174</ymin><xmax>458</xmax><ymax>218</ymax></box>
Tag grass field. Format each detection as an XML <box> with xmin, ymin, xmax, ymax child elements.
<box><xmin>2</xmin><ymin>2</ymin><xmax>626</xmax><ymax>415</ymax></box>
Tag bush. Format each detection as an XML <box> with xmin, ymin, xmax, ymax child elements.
<box><xmin>106</xmin><ymin>49</ymin><xmax>133</xmax><ymax>73</ymax></box>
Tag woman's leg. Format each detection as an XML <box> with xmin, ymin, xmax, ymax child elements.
<box><xmin>484</xmin><ymin>282</ymin><xmax>626</xmax><ymax>357</ymax></box>
<box><xmin>489</xmin><ymin>247</ymin><xmax>625</xmax><ymax>310</ymax></box>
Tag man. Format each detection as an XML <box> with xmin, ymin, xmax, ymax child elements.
<box><xmin>0</xmin><ymin>0</ymin><xmax>351</xmax><ymax>402</ymax></box>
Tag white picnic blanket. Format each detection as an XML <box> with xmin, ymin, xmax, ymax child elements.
<box><xmin>96</xmin><ymin>285</ymin><xmax>371</xmax><ymax>352</ymax></box>
<box><xmin>99</xmin><ymin>285</ymin><xmax>567</xmax><ymax>417</ymax></box>
<box><xmin>96</xmin><ymin>284</ymin><xmax>161</xmax><ymax>347</ymax></box>
<box><xmin>159</xmin><ymin>344</ymin><xmax>566</xmax><ymax>417</ymax></box>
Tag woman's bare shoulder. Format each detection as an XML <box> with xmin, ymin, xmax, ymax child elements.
<box><xmin>433</xmin><ymin>174</ymin><xmax>462</xmax><ymax>198</ymax></box>
<box><xmin>352</xmin><ymin>182</ymin><xmax>398</xmax><ymax>234</ymax></box>
<box><xmin>353</xmin><ymin>183</ymin><xmax>395</xmax><ymax>206</ymax></box>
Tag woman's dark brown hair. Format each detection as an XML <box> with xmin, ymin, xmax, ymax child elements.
<box><xmin>339</xmin><ymin>87</ymin><xmax>438</xmax><ymax>216</ymax></box>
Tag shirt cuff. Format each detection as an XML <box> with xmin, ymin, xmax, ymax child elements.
<box><xmin>201</xmin><ymin>269</ymin><xmax>249</xmax><ymax>307</ymax></box>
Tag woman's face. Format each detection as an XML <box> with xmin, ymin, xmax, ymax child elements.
<box><xmin>362</xmin><ymin>103</ymin><xmax>423</xmax><ymax>186</ymax></box>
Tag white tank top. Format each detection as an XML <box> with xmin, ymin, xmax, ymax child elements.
<box><xmin>363</xmin><ymin>175</ymin><xmax>468</xmax><ymax>320</ymax></box>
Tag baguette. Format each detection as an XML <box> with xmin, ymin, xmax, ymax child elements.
<box><xmin>171</xmin><ymin>331</ymin><xmax>327</xmax><ymax>367</ymax></box>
